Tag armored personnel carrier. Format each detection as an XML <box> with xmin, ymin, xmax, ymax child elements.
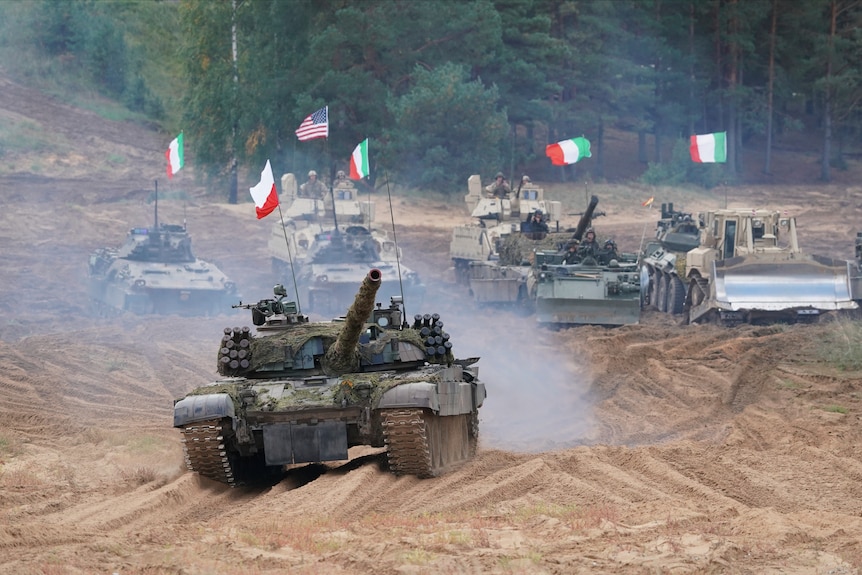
<box><xmin>173</xmin><ymin>270</ymin><xmax>485</xmax><ymax>485</ymax></box>
<box><xmin>643</xmin><ymin>207</ymin><xmax>859</xmax><ymax>324</ymax></box>
<box><xmin>88</xmin><ymin>220</ymin><xmax>236</xmax><ymax>316</ymax></box>
<box><xmin>449</xmin><ymin>174</ymin><xmax>562</xmax><ymax>285</ymax></box>
<box><xmin>639</xmin><ymin>203</ymin><xmax>702</xmax><ymax>314</ymax></box>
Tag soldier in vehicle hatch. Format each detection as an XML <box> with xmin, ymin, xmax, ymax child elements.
<box><xmin>578</xmin><ymin>227</ymin><xmax>599</xmax><ymax>257</ymax></box>
<box><xmin>484</xmin><ymin>172</ymin><xmax>511</xmax><ymax>199</ymax></box>
<box><xmin>523</xmin><ymin>209</ymin><xmax>549</xmax><ymax>236</ymax></box>
<box><xmin>299</xmin><ymin>170</ymin><xmax>327</xmax><ymax>199</ymax></box>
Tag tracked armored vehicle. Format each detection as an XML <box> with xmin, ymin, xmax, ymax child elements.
<box><xmin>88</xmin><ymin>220</ymin><xmax>236</xmax><ymax>316</ymax></box>
<box><xmin>298</xmin><ymin>227</ymin><xmax>425</xmax><ymax>316</ymax></box>
<box><xmin>449</xmin><ymin>174</ymin><xmax>562</xmax><ymax>285</ymax></box>
<box><xmin>644</xmin><ymin>208</ymin><xmax>859</xmax><ymax>324</ymax></box>
<box><xmin>173</xmin><ymin>270</ymin><xmax>485</xmax><ymax>485</ymax></box>
<box><xmin>466</xmin><ymin>193</ymin><xmax>599</xmax><ymax>310</ymax></box>
<box><xmin>531</xmin><ymin>223</ymin><xmax>641</xmax><ymax>327</ymax></box>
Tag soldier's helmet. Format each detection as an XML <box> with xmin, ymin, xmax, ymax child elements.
<box><xmin>522</xmin><ymin>175</ymin><xmax>531</xmax><ymax>183</ymax></box>
<box><xmin>495</xmin><ymin>172</ymin><xmax>504</xmax><ymax>179</ymax></box>
<box><xmin>308</xmin><ymin>170</ymin><xmax>317</xmax><ymax>177</ymax></box>
<box><xmin>336</xmin><ymin>170</ymin><xmax>346</xmax><ymax>179</ymax></box>
<box><xmin>534</xmin><ymin>209</ymin><xmax>543</xmax><ymax>217</ymax></box>
<box><xmin>585</xmin><ymin>227</ymin><xmax>595</xmax><ymax>237</ymax></box>
<box><xmin>604</xmin><ymin>239</ymin><xmax>617</xmax><ymax>249</ymax></box>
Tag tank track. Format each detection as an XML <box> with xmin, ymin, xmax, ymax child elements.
<box><xmin>381</xmin><ymin>408</ymin><xmax>477</xmax><ymax>479</ymax></box>
<box><xmin>179</xmin><ymin>418</ymin><xmax>236</xmax><ymax>486</ymax></box>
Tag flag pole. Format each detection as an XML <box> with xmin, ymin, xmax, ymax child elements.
<box><xmin>383</xmin><ymin>170</ymin><xmax>407</xmax><ymax>322</ymax></box>
<box><xmin>275</xmin><ymin>202</ymin><xmax>302</xmax><ymax>315</ymax></box>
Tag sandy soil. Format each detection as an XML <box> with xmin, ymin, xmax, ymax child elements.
<box><xmin>2</xmin><ymin>74</ymin><xmax>862</xmax><ymax>575</ymax></box>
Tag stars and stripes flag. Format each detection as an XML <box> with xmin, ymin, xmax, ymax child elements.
<box><xmin>295</xmin><ymin>106</ymin><xmax>329</xmax><ymax>141</ymax></box>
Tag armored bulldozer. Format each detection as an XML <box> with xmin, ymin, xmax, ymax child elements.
<box><xmin>297</xmin><ymin>227</ymin><xmax>425</xmax><ymax>316</ymax></box>
<box><xmin>88</xmin><ymin>222</ymin><xmax>236</xmax><ymax>316</ymax></box>
<box><xmin>644</xmin><ymin>208</ymin><xmax>859</xmax><ymax>325</ymax></box>
<box><xmin>639</xmin><ymin>203</ymin><xmax>702</xmax><ymax>314</ymax></box>
<box><xmin>173</xmin><ymin>269</ymin><xmax>485</xmax><ymax>485</ymax></box>
<box><xmin>449</xmin><ymin>174</ymin><xmax>562</xmax><ymax>284</ymax></box>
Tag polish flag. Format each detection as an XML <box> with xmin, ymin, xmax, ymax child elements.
<box><xmin>249</xmin><ymin>160</ymin><xmax>278</xmax><ymax>219</ymax></box>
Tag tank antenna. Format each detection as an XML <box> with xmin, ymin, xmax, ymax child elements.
<box><xmin>275</xmin><ymin>202</ymin><xmax>303</xmax><ymax>315</ymax></box>
<box><xmin>383</xmin><ymin>170</ymin><xmax>408</xmax><ymax>320</ymax></box>
<box><xmin>153</xmin><ymin>179</ymin><xmax>159</xmax><ymax>231</ymax></box>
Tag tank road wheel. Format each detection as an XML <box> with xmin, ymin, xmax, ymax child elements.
<box><xmin>648</xmin><ymin>270</ymin><xmax>660</xmax><ymax>310</ymax></box>
<box><xmin>667</xmin><ymin>276</ymin><xmax>686</xmax><ymax>315</ymax></box>
<box><xmin>381</xmin><ymin>408</ymin><xmax>474</xmax><ymax>478</ymax></box>
<box><xmin>657</xmin><ymin>274</ymin><xmax>669</xmax><ymax>313</ymax></box>
<box><xmin>180</xmin><ymin>418</ymin><xmax>238</xmax><ymax>486</ymax></box>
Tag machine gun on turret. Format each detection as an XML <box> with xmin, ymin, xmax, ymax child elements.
<box><xmin>232</xmin><ymin>284</ymin><xmax>306</xmax><ymax>327</ymax></box>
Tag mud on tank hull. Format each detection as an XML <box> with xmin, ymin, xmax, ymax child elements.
<box><xmin>173</xmin><ymin>364</ymin><xmax>486</xmax><ymax>485</ymax></box>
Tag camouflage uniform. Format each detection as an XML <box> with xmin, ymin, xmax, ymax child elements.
<box><xmin>484</xmin><ymin>172</ymin><xmax>511</xmax><ymax>199</ymax></box>
<box><xmin>299</xmin><ymin>171</ymin><xmax>327</xmax><ymax>199</ymax></box>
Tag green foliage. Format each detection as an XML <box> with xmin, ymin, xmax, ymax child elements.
<box><xmin>641</xmin><ymin>139</ymin><xmax>731</xmax><ymax>189</ymax></box>
<box><xmin>387</xmin><ymin>63</ymin><xmax>508</xmax><ymax>192</ymax></box>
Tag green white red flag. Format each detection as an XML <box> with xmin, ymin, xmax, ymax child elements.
<box><xmin>545</xmin><ymin>136</ymin><xmax>591</xmax><ymax>166</ymax></box>
<box><xmin>249</xmin><ymin>159</ymin><xmax>278</xmax><ymax>219</ymax></box>
<box><xmin>166</xmin><ymin>132</ymin><xmax>184</xmax><ymax>178</ymax></box>
<box><xmin>349</xmin><ymin>138</ymin><xmax>369</xmax><ymax>180</ymax></box>
<box><xmin>690</xmin><ymin>132</ymin><xmax>727</xmax><ymax>163</ymax></box>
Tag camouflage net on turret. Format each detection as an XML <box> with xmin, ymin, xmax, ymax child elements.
<box><xmin>497</xmin><ymin>231</ymin><xmax>571</xmax><ymax>266</ymax></box>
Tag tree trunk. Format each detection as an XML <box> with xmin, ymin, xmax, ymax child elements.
<box><xmin>726</xmin><ymin>0</ymin><xmax>738</xmax><ymax>175</ymax></box>
<box><xmin>595</xmin><ymin>118</ymin><xmax>605</xmax><ymax>180</ymax></box>
<box><xmin>821</xmin><ymin>0</ymin><xmax>836</xmax><ymax>182</ymax></box>
<box><xmin>638</xmin><ymin>130</ymin><xmax>648</xmax><ymax>163</ymax></box>
<box><xmin>764</xmin><ymin>0</ymin><xmax>777</xmax><ymax>175</ymax></box>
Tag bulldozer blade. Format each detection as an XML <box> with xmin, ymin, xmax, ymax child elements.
<box><xmin>712</xmin><ymin>256</ymin><xmax>858</xmax><ymax>312</ymax></box>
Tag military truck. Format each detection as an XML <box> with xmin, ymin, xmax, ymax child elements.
<box><xmin>449</xmin><ymin>174</ymin><xmax>562</xmax><ymax>285</ymax></box>
<box><xmin>643</xmin><ymin>207</ymin><xmax>859</xmax><ymax>324</ymax></box>
<box><xmin>173</xmin><ymin>269</ymin><xmax>485</xmax><ymax>485</ymax></box>
<box><xmin>88</xmin><ymin>219</ymin><xmax>236</xmax><ymax>316</ymax></box>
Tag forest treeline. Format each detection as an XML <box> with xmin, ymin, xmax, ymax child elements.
<box><xmin>1</xmin><ymin>0</ymin><xmax>860</xmax><ymax>199</ymax></box>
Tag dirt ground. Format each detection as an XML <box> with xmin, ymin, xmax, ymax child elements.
<box><xmin>2</xmin><ymin>73</ymin><xmax>862</xmax><ymax>575</ymax></box>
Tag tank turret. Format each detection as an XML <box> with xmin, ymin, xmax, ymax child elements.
<box><xmin>323</xmin><ymin>268</ymin><xmax>381</xmax><ymax>374</ymax></box>
<box><xmin>174</xmin><ymin>270</ymin><xmax>486</xmax><ymax>485</ymax></box>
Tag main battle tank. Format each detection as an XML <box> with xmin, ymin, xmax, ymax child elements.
<box><xmin>173</xmin><ymin>270</ymin><xmax>485</xmax><ymax>485</ymax></box>
<box><xmin>88</xmin><ymin>222</ymin><xmax>236</xmax><ymax>316</ymax></box>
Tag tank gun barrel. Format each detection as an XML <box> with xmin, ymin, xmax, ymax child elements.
<box><xmin>323</xmin><ymin>269</ymin><xmax>382</xmax><ymax>373</ymax></box>
<box><xmin>572</xmin><ymin>195</ymin><xmax>599</xmax><ymax>241</ymax></box>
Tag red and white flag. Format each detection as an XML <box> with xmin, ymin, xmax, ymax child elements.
<box><xmin>295</xmin><ymin>106</ymin><xmax>329</xmax><ymax>141</ymax></box>
<box><xmin>249</xmin><ymin>159</ymin><xmax>278</xmax><ymax>219</ymax></box>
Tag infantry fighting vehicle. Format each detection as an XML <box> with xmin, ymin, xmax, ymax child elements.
<box><xmin>173</xmin><ymin>270</ymin><xmax>485</xmax><ymax>485</ymax></box>
<box><xmin>449</xmin><ymin>174</ymin><xmax>562</xmax><ymax>285</ymax></box>
<box><xmin>530</xmin><ymin>198</ymin><xmax>641</xmax><ymax>327</ymax></box>
<box><xmin>642</xmin><ymin>207</ymin><xmax>859</xmax><ymax>324</ymax></box>
<box><xmin>269</xmin><ymin>172</ymin><xmax>424</xmax><ymax>316</ymax></box>
<box><xmin>88</xmin><ymin>210</ymin><xmax>236</xmax><ymax>315</ymax></box>
<box><xmin>297</xmin><ymin>227</ymin><xmax>425</xmax><ymax>316</ymax></box>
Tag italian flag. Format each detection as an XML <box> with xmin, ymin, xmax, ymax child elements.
<box><xmin>545</xmin><ymin>136</ymin><xmax>591</xmax><ymax>166</ymax></box>
<box><xmin>349</xmin><ymin>138</ymin><xmax>369</xmax><ymax>180</ymax></box>
<box><xmin>166</xmin><ymin>132</ymin><xmax>184</xmax><ymax>178</ymax></box>
<box><xmin>690</xmin><ymin>132</ymin><xmax>727</xmax><ymax>163</ymax></box>
<box><xmin>249</xmin><ymin>159</ymin><xmax>279</xmax><ymax>219</ymax></box>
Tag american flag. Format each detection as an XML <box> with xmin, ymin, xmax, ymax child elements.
<box><xmin>295</xmin><ymin>106</ymin><xmax>329</xmax><ymax>141</ymax></box>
